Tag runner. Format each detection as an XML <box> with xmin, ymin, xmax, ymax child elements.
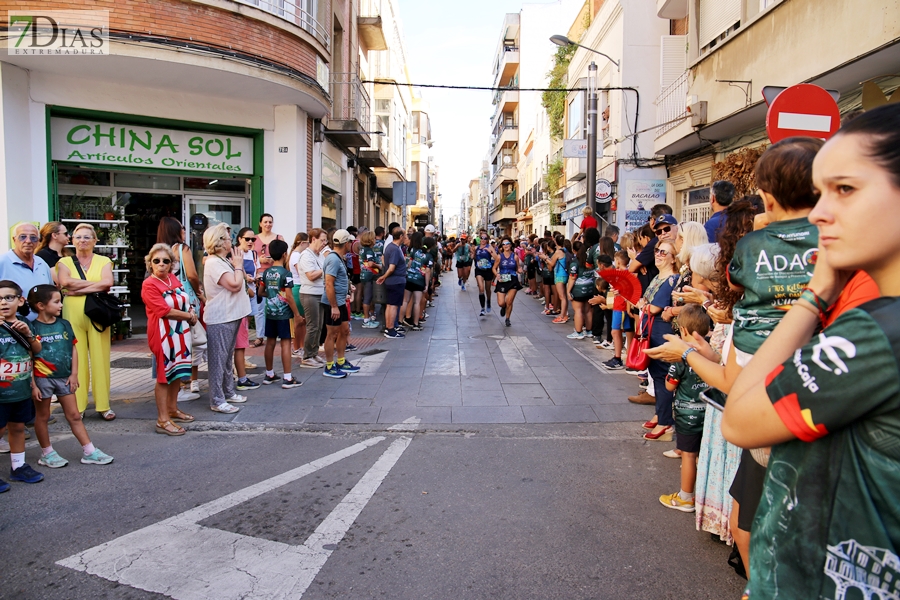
<box><xmin>455</xmin><ymin>233</ymin><xmax>473</xmax><ymax>291</ymax></box>
<box><xmin>493</xmin><ymin>237</ymin><xmax>523</xmax><ymax>327</ymax></box>
<box><xmin>400</xmin><ymin>231</ymin><xmax>432</xmax><ymax>331</ymax></box>
<box><xmin>474</xmin><ymin>233</ymin><xmax>497</xmax><ymax>316</ymax></box>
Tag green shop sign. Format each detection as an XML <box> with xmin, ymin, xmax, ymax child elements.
<box><xmin>50</xmin><ymin>117</ymin><xmax>254</xmax><ymax>175</ymax></box>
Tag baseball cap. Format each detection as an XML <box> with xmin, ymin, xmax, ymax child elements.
<box><xmin>654</xmin><ymin>214</ymin><xmax>678</xmax><ymax>229</ymax></box>
<box><xmin>424</xmin><ymin>224</ymin><xmax>436</xmax><ymax>233</ymax></box>
<box><xmin>333</xmin><ymin>229</ymin><xmax>355</xmax><ymax>244</ymax></box>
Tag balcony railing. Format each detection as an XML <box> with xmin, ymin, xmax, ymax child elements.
<box><xmin>359</xmin><ymin>0</ymin><xmax>381</xmax><ymax>17</ymax></box>
<box><xmin>235</xmin><ymin>0</ymin><xmax>330</xmax><ymax>48</ymax></box>
<box><xmin>329</xmin><ymin>73</ymin><xmax>370</xmax><ymax>126</ymax></box>
<box><xmin>656</xmin><ymin>71</ymin><xmax>690</xmax><ymax>138</ymax></box>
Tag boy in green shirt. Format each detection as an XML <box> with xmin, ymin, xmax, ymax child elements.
<box><xmin>262</xmin><ymin>240</ymin><xmax>303</xmax><ymax>389</ymax></box>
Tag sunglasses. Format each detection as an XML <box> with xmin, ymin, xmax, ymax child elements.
<box><xmin>242</xmin><ymin>236</ymin><xmax>256</xmax><ymax>242</ymax></box>
<box><xmin>152</xmin><ymin>258</ymin><xmax>172</xmax><ymax>265</ymax></box>
<box><xmin>654</xmin><ymin>248</ymin><xmax>671</xmax><ymax>257</ymax></box>
<box><xmin>0</xmin><ymin>294</ymin><xmax>20</xmax><ymax>303</ymax></box>
<box><xmin>16</xmin><ymin>235</ymin><xmax>39</xmax><ymax>243</ymax></box>
<box><xmin>654</xmin><ymin>226</ymin><xmax>671</xmax><ymax>235</ymax></box>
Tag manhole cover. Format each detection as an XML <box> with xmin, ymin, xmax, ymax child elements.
<box><xmin>110</xmin><ymin>357</ymin><xmax>153</xmax><ymax>369</ymax></box>
<box><xmin>358</xmin><ymin>348</ymin><xmax>388</xmax><ymax>356</ymax></box>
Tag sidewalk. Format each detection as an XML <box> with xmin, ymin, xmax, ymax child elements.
<box><xmin>101</xmin><ymin>273</ymin><xmax>652</xmax><ymax>426</ymax></box>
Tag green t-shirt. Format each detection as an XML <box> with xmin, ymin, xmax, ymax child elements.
<box><xmin>406</xmin><ymin>248</ymin><xmax>433</xmax><ymax>285</ymax></box>
<box><xmin>568</xmin><ymin>259</ymin><xmax>596</xmax><ymax>298</ymax></box>
<box><xmin>373</xmin><ymin>239</ymin><xmax>385</xmax><ymax>265</ymax></box>
<box><xmin>263</xmin><ymin>265</ymin><xmax>294</xmax><ymax>320</ymax></box>
<box><xmin>728</xmin><ymin>217</ymin><xmax>818</xmax><ymax>353</ymax></box>
<box><xmin>359</xmin><ymin>246</ymin><xmax>377</xmax><ymax>282</ymax></box>
<box><xmin>455</xmin><ymin>243</ymin><xmax>472</xmax><ymax>264</ymax></box>
<box><xmin>666</xmin><ymin>361</ymin><xmax>708</xmax><ymax>436</ymax></box>
<box><xmin>752</xmin><ymin>298</ymin><xmax>900</xmax><ymax>599</ymax></box>
<box><xmin>0</xmin><ymin>318</ymin><xmax>34</xmax><ymax>403</ymax></box>
<box><xmin>32</xmin><ymin>318</ymin><xmax>75</xmax><ymax>380</ymax></box>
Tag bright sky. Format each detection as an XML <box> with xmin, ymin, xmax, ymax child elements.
<box><xmin>397</xmin><ymin>0</ymin><xmax>561</xmax><ymax>220</ymax></box>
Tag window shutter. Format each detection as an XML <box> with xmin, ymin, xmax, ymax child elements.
<box><xmin>699</xmin><ymin>0</ymin><xmax>741</xmax><ymax>48</ymax></box>
<box><xmin>660</xmin><ymin>35</ymin><xmax>687</xmax><ymax>89</ymax></box>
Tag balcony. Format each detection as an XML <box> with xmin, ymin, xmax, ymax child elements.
<box><xmin>490</xmin><ymin>202</ymin><xmax>517</xmax><ymax>222</ymax></box>
<box><xmin>490</xmin><ymin>164</ymin><xmax>518</xmax><ymax>192</ymax></box>
<box><xmin>490</xmin><ymin>122</ymin><xmax>518</xmax><ymax>159</ymax></box>
<box><xmin>235</xmin><ymin>0</ymin><xmax>329</xmax><ymax>49</ymax></box>
<box><xmin>655</xmin><ymin>71</ymin><xmax>689</xmax><ymax>139</ymax></box>
<box><xmin>492</xmin><ymin>86</ymin><xmax>519</xmax><ymax>114</ymax></box>
<box><xmin>358</xmin><ymin>0</ymin><xmax>387</xmax><ymax>51</ymax></box>
<box><xmin>496</xmin><ymin>45</ymin><xmax>520</xmax><ymax>87</ymax></box>
<box><xmin>326</xmin><ymin>73</ymin><xmax>371</xmax><ymax>148</ymax></box>
<box><xmin>565</xmin><ymin>156</ymin><xmax>586</xmax><ymax>182</ymax></box>
<box><xmin>657</xmin><ymin>0</ymin><xmax>688</xmax><ymax>19</ymax></box>
<box><xmin>359</xmin><ymin>134</ymin><xmax>390</xmax><ymax>168</ymax></box>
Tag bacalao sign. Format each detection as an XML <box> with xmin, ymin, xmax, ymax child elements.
<box><xmin>50</xmin><ymin>118</ymin><xmax>254</xmax><ymax>175</ymax></box>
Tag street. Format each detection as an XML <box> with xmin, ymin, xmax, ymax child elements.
<box><xmin>0</xmin><ymin>276</ymin><xmax>744</xmax><ymax>599</ymax></box>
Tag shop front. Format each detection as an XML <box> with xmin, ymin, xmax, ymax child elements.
<box><xmin>48</xmin><ymin>109</ymin><xmax>263</xmax><ymax>333</ymax></box>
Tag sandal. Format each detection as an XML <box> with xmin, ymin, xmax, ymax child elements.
<box><xmin>552</xmin><ymin>316</ymin><xmax>569</xmax><ymax>324</ymax></box>
<box><xmin>250</xmin><ymin>339</ymin><xmax>264</xmax><ymax>348</ymax></box>
<box><xmin>169</xmin><ymin>410</ymin><xmax>195</xmax><ymax>423</ymax></box>
<box><xmin>99</xmin><ymin>410</ymin><xmax>116</xmax><ymax>421</ymax></box>
<box><xmin>155</xmin><ymin>420</ymin><xmax>185</xmax><ymax>436</ymax></box>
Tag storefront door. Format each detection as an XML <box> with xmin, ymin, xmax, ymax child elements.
<box><xmin>185</xmin><ymin>195</ymin><xmax>248</xmax><ymax>266</ymax></box>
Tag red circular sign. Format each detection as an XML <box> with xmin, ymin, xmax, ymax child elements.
<box><xmin>766</xmin><ymin>84</ymin><xmax>840</xmax><ymax>144</ymax></box>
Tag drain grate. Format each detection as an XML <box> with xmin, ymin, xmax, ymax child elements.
<box><xmin>358</xmin><ymin>348</ymin><xmax>388</xmax><ymax>356</ymax></box>
<box><xmin>110</xmin><ymin>357</ymin><xmax>153</xmax><ymax>369</ymax></box>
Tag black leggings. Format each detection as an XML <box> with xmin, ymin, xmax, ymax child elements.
<box><xmin>592</xmin><ymin>306</ymin><xmax>613</xmax><ymax>341</ymax></box>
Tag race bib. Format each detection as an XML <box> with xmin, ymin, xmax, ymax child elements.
<box><xmin>499</xmin><ymin>274</ymin><xmax>512</xmax><ymax>283</ymax></box>
<box><xmin>477</xmin><ymin>258</ymin><xmax>491</xmax><ymax>270</ymax></box>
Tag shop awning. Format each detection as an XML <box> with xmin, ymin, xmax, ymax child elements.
<box><xmin>516</xmin><ymin>210</ymin><xmax>532</xmax><ymax>222</ymax></box>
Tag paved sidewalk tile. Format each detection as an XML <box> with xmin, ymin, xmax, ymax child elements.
<box><xmin>522</xmin><ymin>405</ymin><xmax>599</xmax><ymax>423</ymax></box>
<box><xmin>306</xmin><ymin>406</ymin><xmax>381</xmax><ymax>424</ymax></box>
<box><xmin>451</xmin><ymin>406</ymin><xmax>525</xmax><ymax>423</ymax></box>
<box><xmin>461</xmin><ymin>390</ymin><xmax>508</xmax><ymax>406</ymax></box>
<box><xmin>502</xmin><ymin>384</ymin><xmax>553</xmax><ymax>406</ymax></box>
<box><xmin>377</xmin><ymin>406</ymin><xmax>452</xmax><ymax>424</ymax></box>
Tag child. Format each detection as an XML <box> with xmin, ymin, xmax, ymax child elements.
<box><xmin>28</xmin><ymin>285</ymin><xmax>113</xmax><ymax>468</ymax></box>
<box><xmin>602</xmin><ymin>251</ymin><xmax>634</xmax><ymax>370</ymax></box>
<box><xmin>261</xmin><ymin>240</ymin><xmax>304</xmax><ymax>389</ymax></box>
<box><xmin>659</xmin><ymin>304</ymin><xmax>712</xmax><ymax>512</ymax></box>
<box><xmin>0</xmin><ymin>280</ymin><xmax>44</xmax><ymax>492</ymax></box>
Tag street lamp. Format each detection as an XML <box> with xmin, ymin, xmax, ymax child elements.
<box><xmin>550</xmin><ymin>34</ymin><xmax>619</xmax><ymax>218</ymax></box>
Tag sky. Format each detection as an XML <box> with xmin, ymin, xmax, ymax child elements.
<box><xmin>396</xmin><ymin>0</ymin><xmax>563</xmax><ymax>220</ymax></box>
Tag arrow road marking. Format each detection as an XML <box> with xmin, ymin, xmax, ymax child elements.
<box><xmin>57</xmin><ymin>432</ymin><xmax>413</xmax><ymax>599</ymax></box>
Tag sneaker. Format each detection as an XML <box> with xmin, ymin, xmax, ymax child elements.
<box><xmin>10</xmin><ymin>463</ymin><xmax>43</xmax><ymax>484</ymax></box>
<box><xmin>291</xmin><ymin>348</ymin><xmax>303</xmax><ymax>357</ymax></box>
<box><xmin>0</xmin><ymin>478</ymin><xmax>8</xmax><ymax>493</ymax></box>
<box><xmin>505</xmin><ymin>318</ymin><xmax>511</xmax><ymax>327</ymax></box>
<box><xmin>362</xmin><ymin>319</ymin><xmax>380</xmax><ymax>329</ymax></box>
<box><xmin>458</xmin><ymin>278</ymin><xmax>462</xmax><ymax>286</ymax></box>
<box><xmin>0</xmin><ymin>438</ymin><xmax>9</xmax><ymax>453</ymax></box>
<box><xmin>639</xmin><ymin>378</ymin><xmax>649</xmax><ymax>389</ymax></box>
<box><xmin>177</xmin><ymin>389</ymin><xmax>200</xmax><ymax>402</ymax></box>
<box><xmin>602</xmin><ymin>357</ymin><xmax>625</xmax><ymax>370</ymax></box>
<box><xmin>236</xmin><ymin>378</ymin><xmax>261</xmax><ymax>390</ymax></box>
<box><xmin>399</xmin><ymin>318</ymin><xmax>413</xmax><ymax>328</ymax></box>
<box><xmin>539</xmin><ymin>298</ymin><xmax>546</xmax><ymax>305</ymax></box>
<box><xmin>601</xmin><ymin>340</ymin><xmax>614</xmax><ymax>350</ymax></box>
<box><xmin>659</xmin><ymin>492</ymin><xmax>695</xmax><ymax>513</ymax></box>
<box><xmin>190</xmin><ymin>380</ymin><xmax>201</xmax><ymax>394</ymax></box>
<box><xmin>81</xmin><ymin>449</ymin><xmax>114</xmax><ymax>465</ymax></box>
<box><xmin>383</xmin><ymin>329</ymin><xmax>405</xmax><ymax>339</ymax></box>
<box><xmin>625</xmin><ymin>367</ymin><xmax>646</xmax><ymax>376</ymax></box>
<box><xmin>479</xmin><ymin>309</ymin><xmax>486</xmax><ymax>317</ymax></box>
<box><xmin>396</xmin><ymin>325</ymin><xmax>407</xmax><ymax>333</ymax></box>
<box><xmin>461</xmin><ymin>284</ymin><xmax>466</xmax><ymax>291</ymax></box>
<box><xmin>567</xmin><ymin>330</ymin><xmax>585</xmax><ymax>340</ymax></box>
<box><xmin>410</xmin><ymin>324</ymin><xmax>423</xmax><ymax>331</ymax></box>
<box><xmin>346</xmin><ymin>343</ymin><xmax>358</xmax><ymax>352</ymax></box>
<box><xmin>426</xmin><ymin>301</ymin><xmax>434</xmax><ymax>308</ymax></box>
<box><xmin>423</xmin><ymin>312</ymin><xmax>429</xmax><ymax>319</ymax></box>
<box><xmin>323</xmin><ymin>364</ymin><xmax>347</xmax><ymax>378</ymax></box>
<box><xmin>314</xmin><ymin>355</ymin><xmax>328</xmax><ymax>366</ymax></box>
<box><xmin>210</xmin><ymin>402</ymin><xmax>240</xmax><ymax>414</ymax></box>
<box><xmin>281</xmin><ymin>377</ymin><xmax>303</xmax><ymax>389</ymax></box>
<box><xmin>244</xmin><ymin>360</ymin><xmax>257</xmax><ymax>370</ymax></box>
<box><xmin>300</xmin><ymin>357</ymin><xmax>323</xmax><ymax>369</ymax></box>
<box><xmin>38</xmin><ymin>451</ymin><xmax>69</xmax><ymax>469</ymax></box>
<box><xmin>23</xmin><ymin>428</ymin><xmax>31</xmax><ymax>440</ymax></box>
<box><xmin>338</xmin><ymin>361</ymin><xmax>360</xmax><ymax>374</ymax></box>
<box><xmin>262</xmin><ymin>374</ymin><xmax>280</xmax><ymax>385</ymax></box>
<box><xmin>485</xmin><ymin>306</ymin><xmax>492</xmax><ymax>314</ymax></box>
<box><xmin>227</xmin><ymin>394</ymin><xmax>248</xmax><ymax>403</ymax></box>
<box><xmin>351</xmin><ymin>312</ymin><xmax>365</xmax><ymax>320</ymax></box>
<box><xmin>500</xmin><ymin>306</ymin><xmax>506</xmax><ymax>317</ymax></box>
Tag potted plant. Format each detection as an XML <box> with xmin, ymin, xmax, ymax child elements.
<box><xmin>108</xmin><ymin>225</ymin><xmax>128</xmax><ymax>247</ymax></box>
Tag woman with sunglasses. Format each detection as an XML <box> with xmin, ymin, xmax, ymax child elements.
<box><xmin>57</xmin><ymin>223</ymin><xmax>116</xmax><ymax>421</ymax></box>
<box><xmin>141</xmin><ymin>243</ymin><xmax>197</xmax><ymax>435</ymax></box>
<box><xmin>492</xmin><ymin>237</ymin><xmax>522</xmax><ymax>327</ymax></box>
<box><xmin>35</xmin><ymin>222</ymin><xmax>70</xmax><ymax>284</ymax></box>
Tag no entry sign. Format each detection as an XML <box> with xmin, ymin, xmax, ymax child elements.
<box><xmin>765</xmin><ymin>84</ymin><xmax>840</xmax><ymax>143</ymax></box>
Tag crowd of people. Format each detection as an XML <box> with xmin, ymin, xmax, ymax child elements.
<box><xmin>1</xmin><ymin>102</ymin><xmax>898</xmax><ymax>599</ymax></box>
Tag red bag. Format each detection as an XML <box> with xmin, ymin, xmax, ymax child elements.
<box><xmin>626</xmin><ymin>310</ymin><xmax>653</xmax><ymax>371</ymax></box>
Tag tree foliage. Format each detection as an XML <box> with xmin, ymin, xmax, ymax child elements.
<box><xmin>546</xmin><ymin>155</ymin><xmax>565</xmax><ymax>196</ymax></box>
<box><xmin>541</xmin><ymin>44</ymin><xmax>576</xmax><ymax>141</ymax></box>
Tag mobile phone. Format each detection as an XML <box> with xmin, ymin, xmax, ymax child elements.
<box><xmin>700</xmin><ymin>389</ymin><xmax>725</xmax><ymax>412</ymax></box>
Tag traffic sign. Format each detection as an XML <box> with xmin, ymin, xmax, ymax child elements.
<box><xmin>765</xmin><ymin>83</ymin><xmax>840</xmax><ymax>143</ymax></box>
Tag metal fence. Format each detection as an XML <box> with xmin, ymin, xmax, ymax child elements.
<box><xmin>235</xmin><ymin>0</ymin><xmax>330</xmax><ymax>48</ymax></box>
<box><xmin>329</xmin><ymin>73</ymin><xmax>371</xmax><ymax>127</ymax></box>
<box><xmin>655</xmin><ymin>71</ymin><xmax>689</xmax><ymax>138</ymax></box>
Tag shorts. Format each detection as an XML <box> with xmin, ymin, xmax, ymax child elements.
<box><xmin>292</xmin><ymin>286</ymin><xmax>304</xmax><ymax>317</ymax></box>
<box><xmin>612</xmin><ymin>310</ymin><xmax>633</xmax><ymax>331</ymax></box>
<box><xmin>456</xmin><ymin>261</ymin><xmax>472</xmax><ymax>269</ymax></box>
<box><xmin>35</xmin><ymin>377</ymin><xmax>73</xmax><ymax>399</ymax></box>
<box><xmin>385</xmin><ymin>282</ymin><xmax>405</xmax><ymax>307</ymax></box>
<box><xmin>475</xmin><ymin>268</ymin><xmax>494</xmax><ymax>282</ymax></box>
<box><xmin>361</xmin><ymin>280</ymin><xmax>374</xmax><ymax>305</ymax></box>
<box><xmin>526</xmin><ymin>265</ymin><xmax>536</xmax><ymax>278</ymax></box>
<box><xmin>0</xmin><ymin>398</ymin><xmax>35</xmax><ymax>427</ymax></box>
<box><xmin>572</xmin><ymin>292</ymin><xmax>596</xmax><ymax>303</ymax></box>
<box><xmin>350</xmin><ymin>273</ymin><xmax>361</xmax><ymax>285</ymax></box>
<box><xmin>235</xmin><ymin>317</ymin><xmax>249</xmax><ymax>349</ymax></box>
<box><xmin>405</xmin><ymin>280</ymin><xmax>425</xmax><ymax>293</ymax></box>
<box><xmin>554</xmin><ymin>276</ymin><xmax>567</xmax><ymax>285</ymax></box>
<box><xmin>729</xmin><ymin>449</ymin><xmax>768</xmax><ymax>531</ymax></box>
<box><xmin>495</xmin><ymin>278</ymin><xmax>522</xmax><ymax>294</ymax></box>
<box><xmin>675</xmin><ymin>431</ymin><xmax>702</xmax><ymax>453</ymax></box>
<box><xmin>323</xmin><ymin>303</ymin><xmax>350</xmax><ymax>327</ymax></box>
<box><xmin>264</xmin><ymin>318</ymin><xmax>293</xmax><ymax>340</ymax></box>
<box><xmin>542</xmin><ymin>275</ymin><xmax>553</xmax><ymax>286</ymax></box>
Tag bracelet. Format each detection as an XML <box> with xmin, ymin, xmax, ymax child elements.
<box><xmin>799</xmin><ymin>288</ymin><xmax>830</xmax><ymax>326</ymax></box>
<box><xmin>681</xmin><ymin>347</ymin><xmax>697</xmax><ymax>363</ymax></box>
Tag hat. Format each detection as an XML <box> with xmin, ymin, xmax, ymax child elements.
<box><xmin>460</xmin><ymin>233</ymin><xmax>468</xmax><ymax>239</ymax></box>
<box><xmin>424</xmin><ymin>224</ymin><xmax>436</xmax><ymax>233</ymax></box>
<box><xmin>333</xmin><ymin>229</ymin><xmax>355</xmax><ymax>244</ymax></box>
<box><xmin>654</xmin><ymin>214</ymin><xmax>679</xmax><ymax>228</ymax></box>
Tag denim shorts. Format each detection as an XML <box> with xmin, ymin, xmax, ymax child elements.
<box><xmin>35</xmin><ymin>377</ymin><xmax>73</xmax><ymax>399</ymax></box>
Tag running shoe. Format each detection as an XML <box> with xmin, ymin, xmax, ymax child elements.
<box><xmin>190</xmin><ymin>380</ymin><xmax>201</xmax><ymax>394</ymax></box>
<box><xmin>625</xmin><ymin>367</ymin><xmax>647</xmax><ymax>377</ymax></box>
<box><xmin>281</xmin><ymin>377</ymin><xmax>303</xmax><ymax>389</ymax></box>
<box><xmin>236</xmin><ymin>378</ymin><xmax>261</xmax><ymax>390</ymax></box>
<box><xmin>461</xmin><ymin>284</ymin><xmax>466</xmax><ymax>291</ymax></box>
<box><xmin>602</xmin><ymin>357</ymin><xmax>625</xmax><ymax>370</ymax></box>
<box><xmin>351</xmin><ymin>312</ymin><xmax>365</xmax><ymax>320</ymax></box>
<box><xmin>262</xmin><ymin>374</ymin><xmax>280</xmax><ymax>385</ymax></box>
<box><xmin>323</xmin><ymin>364</ymin><xmax>347</xmax><ymax>378</ymax></box>
<box><xmin>177</xmin><ymin>389</ymin><xmax>200</xmax><ymax>402</ymax></box>
<box><xmin>410</xmin><ymin>324</ymin><xmax>423</xmax><ymax>331</ymax></box>
<box><xmin>9</xmin><ymin>463</ymin><xmax>43</xmax><ymax>484</ymax></box>
<box><xmin>505</xmin><ymin>318</ymin><xmax>511</xmax><ymax>327</ymax></box>
<box><xmin>291</xmin><ymin>349</ymin><xmax>303</xmax><ymax>357</ymax></box>
<box><xmin>396</xmin><ymin>325</ymin><xmax>407</xmax><ymax>333</ymax></box>
<box><xmin>346</xmin><ymin>343</ymin><xmax>358</xmax><ymax>352</ymax></box>
<box><xmin>600</xmin><ymin>340</ymin><xmax>615</xmax><ymax>350</ymax></box>
<box><xmin>211</xmin><ymin>402</ymin><xmax>240</xmax><ymax>414</ymax></box>
<box><xmin>567</xmin><ymin>330</ymin><xmax>585</xmax><ymax>340</ymax></box>
<box><xmin>659</xmin><ymin>492</ymin><xmax>695</xmax><ymax>513</ymax></box>
<box><xmin>458</xmin><ymin>278</ymin><xmax>462</xmax><ymax>286</ymax></box>
<box><xmin>485</xmin><ymin>306</ymin><xmax>492</xmax><ymax>314</ymax></box>
<box><xmin>399</xmin><ymin>318</ymin><xmax>413</xmax><ymax>328</ymax></box>
<box><xmin>300</xmin><ymin>357</ymin><xmax>323</xmax><ymax>369</ymax></box>
<box><xmin>314</xmin><ymin>355</ymin><xmax>328</xmax><ymax>365</ymax></box>
<box><xmin>426</xmin><ymin>300</ymin><xmax>434</xmax><ymax>308</ymax></box>
<box><xmin>383</xmin><ymin>329</ymin><xmax>405</xmax><ymax>339</ymax></box>
<box><xmin>362</xmin><ymin>320</ymin><xmax>380</xmax><ymax>329</ymax></box>
<box><xmin>479</xmin><ymin>309</ymin><xmax>486</xmax><ymax>316</ymax></box>
<box><xmin>81</xmin><ymin>449</ymin><xmax>114</xmax><ymax>465</ymax></box>
<box><xmin>0</xmin><ymin>478</ymin><xmax>9</xmax><ymax>493</ymax></box>
<box><xmin>338</xmin><ymin>361</ymin><xmax>360</xmax><ymax>374</ymax></box>
<box><xmin>500</xmin><ymin>306</ymin><xmax>506</xmax><ymax>317</ymax></box>
<box><xmin>38</xmin><ymin>451</ymin><xmax>68</xmax><ymax>469</ymax></box>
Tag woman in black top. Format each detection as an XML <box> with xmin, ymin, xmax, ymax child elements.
<box><xmin>36</xmin><ymin>221</ymin><xmax>70</xmax><ymax>283</ymax></box>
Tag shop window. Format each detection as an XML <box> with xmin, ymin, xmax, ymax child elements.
<box><xmin>184</xmin><ymin>177</ymin><xmax>248</xmax><ymax>193</ymax></box>
<box><xmin>57</xmin><ymin>168</ymin><xmax>110</xmax><ymax>186</ymax></box>
<box><xmin>322</xmin><ymin>190</ymin><xmax>339</xmax><ymax>230</ymax></box>
<box><xmin>114</xmin><ymin>172</ymin><xmax>180</xmax><ymax>190</ymax></box>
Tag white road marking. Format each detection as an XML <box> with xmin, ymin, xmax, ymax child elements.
<box><xmin>496</xmin><ymin>338</ymin><xmax>528</xmax><ymax>371</ymax></box>
<box><xmin>56</xmin><ymin>434</ymin><xmax>415</xmax><ymax>599</ymax></box>
<box><xmin>777</xmin><ymin>112</ymin><xmax>832</xmax><ymax>132</ymax></box>
<box><xmin>354</xmin><ymin>350</ymin><xmax>388</xmax><ymax>376</ymax></box>
<box><xmin>387</xmin><ymin>417</ymin><xmax>421</xmax><ymax>432</ymax></box>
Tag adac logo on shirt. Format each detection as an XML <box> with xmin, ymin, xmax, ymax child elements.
<box><xmin>755</xmin><ymin>247</ymin><xmax>818</xmax><ymax>278</ymax></box>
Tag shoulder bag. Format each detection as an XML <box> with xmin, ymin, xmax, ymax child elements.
<box><xmin>72</xmin><ymin>258</ymin><xmax>125</xmax><ymax>332</ymax></box>
<box><xmin>625</xmin><ymin>309</ymin><xmax>653</xmax><ymax>371</ymax></box>
<box><xmin>175</xmin><ymin>244</ymin><xmax>201</xmax><ymax>311</ymax></box>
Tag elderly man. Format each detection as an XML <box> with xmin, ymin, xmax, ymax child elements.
<box><xmin>0</xmin><ymin>223</ymin><xmax>54</xmax><ymax>320</ymax></box>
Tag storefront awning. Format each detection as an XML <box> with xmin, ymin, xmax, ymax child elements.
<box><xmin>561</xmin><ymin>202</ymin><xmax>585</xmax><ymax>223</ymax></box>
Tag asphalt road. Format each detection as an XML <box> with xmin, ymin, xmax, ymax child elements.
<box><xmin>0</xmin><ymin>420</ymin><xmax>745</xmax><ymax>599</ymax></box>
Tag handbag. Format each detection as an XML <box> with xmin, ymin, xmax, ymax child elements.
<box><xmin>72</xmin><ymin>259</ymin><xmax>125</xmax><ymax>332</ymax></box>
<box><xmin>175</xmin><ymin>244</ymin><xmax>201</xmax><ymax>312</ymax></box>
<box><xmin>625</xmin><ymin>309</ymin><xmax>653</xmax><ymax>371</ymax></box>
<box><xmin>190</xmin><ymin>320</ymin><xmax>207</xmax><ymax>347</ymax></box>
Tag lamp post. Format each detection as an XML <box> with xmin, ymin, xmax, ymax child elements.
<box><xmin>550</xmin><ymin>35</ymin><xmax>619</xmax><ymax>222</ymax></box>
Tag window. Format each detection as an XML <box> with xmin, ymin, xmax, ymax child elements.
<box><xmin>568</xmin><ymin>93</ymin><xmax>583</xmax><ymax>139</ymax></box>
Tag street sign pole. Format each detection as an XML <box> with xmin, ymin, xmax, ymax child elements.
<box><xmin>586</xmin><ymin>61</ymin><xmax>598</xmax><ymax>216</ymax></box>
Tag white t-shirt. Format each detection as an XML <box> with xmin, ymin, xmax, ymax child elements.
<box><xmin>203</xmin><ymin>255</ymin><xmax>252</xmax><ymax>324</ymax></box>
<box><xmin>289</xmin><ymin>250</ymin><xmax>302</xmax><ymax>283</ymax></box>
<box><xmin>296</xmin><ymin>247</ymin><xmax>325</xmax><ymax>296</ymax></box>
